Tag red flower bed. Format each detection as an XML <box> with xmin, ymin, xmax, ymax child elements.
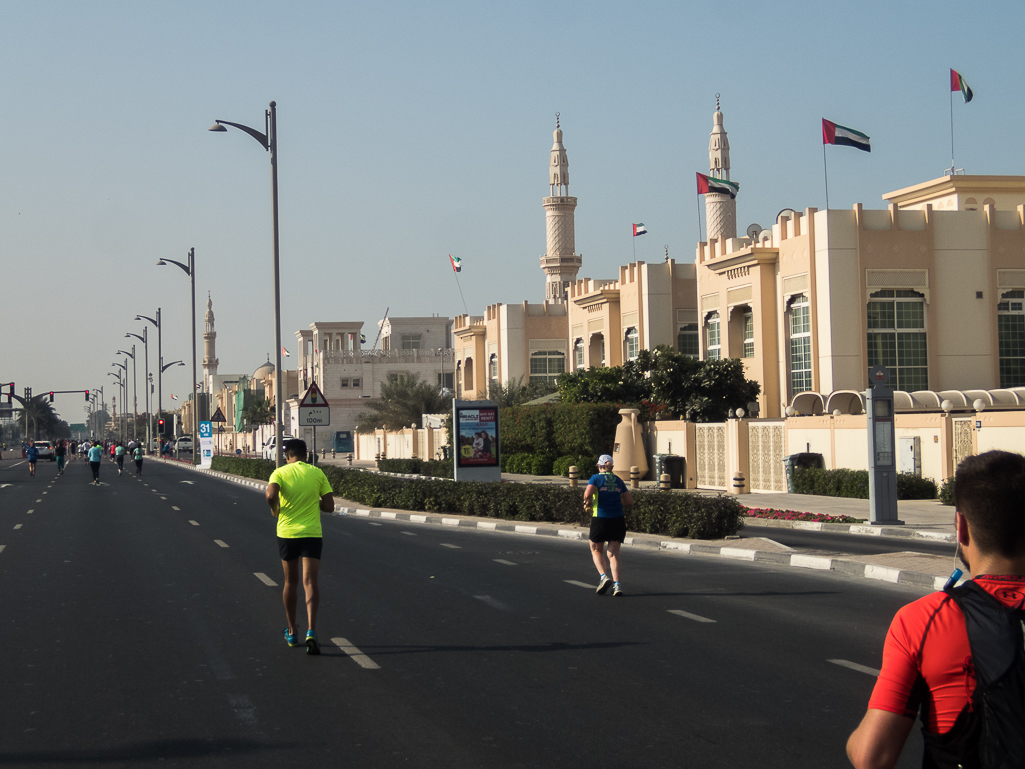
<box><xmin>741</xmin><ymin>507</ymin><xmax>864</xmax><ymax>524</ymax></box>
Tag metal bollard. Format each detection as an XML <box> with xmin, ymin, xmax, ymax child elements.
<box><xmin>659</xmin><ymin>472</ymin><xmax>671</xmax><ymax>491</ymax></box>
<box><xmin>347</xmin><ymin>453</ymin><xmax>353</xmax><ymax>466</ymax></box>
<box><xmin>733</xmin><ymin>472</ymin><xmax>746</xmax><ymax>493</ymax></box>
<box><xmin>322</xmin><ymin>447</ymin><xmax>326</xmax><ymax>459</ymax></box>
<box><xmin>630</xmin><ymin>466</ymin><xmax>639</xmax><ymax>489</ymax></box>
<box><xmin>332</xmin><ymin>448</ymin><xmax>336</xmax><ymax>458</ymax></box>
<box><xmin>375</xmin><ymin>452</ymin><xmax>380</xmax><ymax>462</ymax></box>
<box><xmin>569</xmin><ymin>465</ymin><xmax>578</xmax><ymax>488</ymax></box>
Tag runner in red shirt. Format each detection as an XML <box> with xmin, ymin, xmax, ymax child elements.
<box><xmin>847</xmin><ymin>451</ymin><xmax>1025</xmax><ymax>769</ymax></box>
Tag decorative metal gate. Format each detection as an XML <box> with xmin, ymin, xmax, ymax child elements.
<box><xmin>695</xmin><ymin>423</ymin><xmax>728</xmax><ymax>489</ymax></box>
<box><xmin>749</xmin><ymin>421</ymin><xmax>787</xmax><ymax>492</ymax></box>
<box><xmin>953</xmin><ymin>418</ymin><xmax>974</xmax><ymax>471</ymax></box>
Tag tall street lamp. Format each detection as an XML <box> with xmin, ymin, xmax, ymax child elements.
<box><xmin>157</xmin><ymin>250</ymin><xmax>198</xmax><ymax>457</ymax></box>
<box><xmin>136</xmin><ymin>309</ymin><xmax>161</xmax><ymax>425</ymax></box>
<box><xmin>210</xmin><ymin>101</ymin><xmax>284</xmax><ymax>467</ymax></box>
<box><xmin>109</xmin><ymin>367</ymin><xmax>125</xmax><ymax>439</ymax></box>
<box><xmin>160</xmin><ymin>359</ymin><xmax>185</xmax><ymax>437</ymax></box>
<box><xmin>126</xmin><ymin>330</ymin><xmax>149</xmax><ymax>449</ymax></box>
<box><xmin>117</xmin><ymin>346</ymin><xmax>137</xmax><ymax>441</ymax></box>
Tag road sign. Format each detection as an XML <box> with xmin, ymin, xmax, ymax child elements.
<box><xmin>298</xmin><ymin>381</ymin><xmax>330</xmax><ymax>427</ymax></box>
<box><xmin>210</xmin><ymin>407</ymin><xmax>227</xmax><ymax>423</ymax></box>
<box><xmin>198</xmin><ymin>422</ymin><xmax>213</xmax><ymax>439</ymax></box>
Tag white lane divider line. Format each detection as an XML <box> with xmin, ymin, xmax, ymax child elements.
<box><xmin>331</xmin><ymin>637</ymin><xmax>381</xmax><ymax>669</ymax></box>
<box><xmin>493</xmin><ymin>559</ymin><xmax>517</xmax><ymax>566</ymax></box>
<box><xmin>172</xmin><ymin>506</ymin><xmax>181</xmax><ymax>511</ymax></box>
<box><xmin>828</xmin><ymin>659</ymin><xmax>880</xmax><ymax>677</ymax></box>
<box><xmin>254</xmin><ymin>572</ymin><xmax>278</xmax><ymax>586</ymax></box>
<box><xmin>214</xmin><ymin>540</ymin><xmax>230</xmax><ymax>548</ymax></box>
<box><xmin>42</xmin><ymin>491</ymin><xmax>48</xmax><ymax>495</ymax></box>
<box><xmin>440</xmin><ymin>543</ymin><xmax>461</xmax><ymax>549</ymax></box>
<box><xmin>367</xmin><ymin>522</ymin><xmax>382</xmax><ymax>526</ymax></box>
<box><xmin>189</xmin><ymin>520</ymin><xmax>200</xmax><ymax>526</ymax></box>
<box><xmin>35</xmin><ymin>499</ymin><xmax>42</xmax><ymax>503</ymax></box>
<box><xmin>400</xmin><ymin>531</ymin><xmax>416</xmax><ymax>536</ymax></box>
<box><xmin>0</xmin><ymin>545</ymin><xmax>5</xmax><ymax>554</ymax></box>
<box><xmin>667</xmin><ymin>609</ymin><xmax>717</xmax><ymax>624</ymax></box>
<box><xmin>227</xmin><ymin>694</ymin><xmax>257</xmax><ymax>724</ymax></box>
<box><xmin>14</xmin><ymin>524</ymin><xmax>23</xmax><ymax>530</ymax></box>
<box><xmin>161</xmin><ymin>497</ymin><xmax>167</xmax><ymax>500</ymax></box>
<box><xmin>565</xmin><ymin>580</ymin><xmax>594</xmax><ymax>589</ymax></box>
<box><xmin>26</xmin><ymin>510</ymin><xmax>34</xmax><ymax>514</ymax></box>
<box><xmin>474</xmin><ymin>595</ymin><xmax>513</xmax><ymax>612</ymax></box>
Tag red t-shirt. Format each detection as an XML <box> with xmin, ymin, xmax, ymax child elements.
<box><xmin>868</xmin><ymin>576</ymin><xmax>1025</xmax><ymax>734</ymax></box>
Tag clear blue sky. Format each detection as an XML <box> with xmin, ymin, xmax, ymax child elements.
<box><xmin>1</xmin><ymin>0</ymin><xmax>1020</xmax><ymax>424</ymax></box>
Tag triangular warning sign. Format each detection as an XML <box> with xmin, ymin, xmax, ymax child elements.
<box><xmin>299</xmin><ymin>381</ymin><xmax>329</xmax><ymax>407</ymax></box>
<box><xmin>210</xmin><ymin>407</ymin><xmax>227</xmax><ymax>423</ymax></box>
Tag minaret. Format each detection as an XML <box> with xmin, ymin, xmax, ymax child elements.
<box><xmin>202</xmin><ymin>292</ymin><xmax>219</xmax><ymax>393</ymax></box>
<box><xmin>540</xmin><ymin>114</ymin><xmax>582</xmax><ymax>304</ymax></box>
<box><xmin>705</xmin><ymin>95</ymin><xmax>736</xmax><ymax>242</ymax></box>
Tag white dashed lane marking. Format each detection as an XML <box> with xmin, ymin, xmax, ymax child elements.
<box><xmin>367</xmin><ymin>522</ymin><xmax>382</xmax><ymax>527</ymax></box>
<box><xmin>400</xmin><ymin>531</ymin><xmax>416</xmax><ymax>536</ymax></box>
<box><xmin>667</xmin><ymin>609</ymin><xmax>717</xmax><ymax>624</ymax></box>
<box><xmin>493</xmin><ymin>559</ymin><xmax>517</xmax><ymax>566</ymax></box>
<box><xmin>214</xmin><ymin>540</ymin><xmax>229</xmax><ymax>548</ymax></box>
<box><xmin>440</xmin><ymin>543</ymin><xmax>461</xmax><ymax>549</ymax></box>
<box><xmin>254</xmin><ymin>572</ymin><xmax>278</xmax><ymax>586</ymax></box>
<box><xmin>35</xmin><ymin>499</ymin><xmax>41</xmax><ymax>503</ymax></box>
<box><xmin>13</xmin><ymin>524</ymin><xmax>23</xmax><ymax>530</ymax></box>
<box><xmin>331</xmin><ymin>638</ymin><xmax>381</xmax><ymax>669</ymax></box>
<box><xmin>189</xmin><ymin>520</ymin><xmax>199</xmax><ymax>526</ymax></box>
<box><xmin>0</xmin><ymin>546</ymin><xmax>5</xmax><ymax>554</ymax></box>
<box><xmin>474</xmin><ymin>595</ymin><xmax>513</xmax><ymax>612</ymax></box>
<box><xmin>172</xmin><ymin>506</ymin><xmax>181</xmax><ymax>511</ymax></box>
<box><xmin>161</xmin><ymin>497</ymin><xmax>167</xmax><ymax>500</ymax></box>
<box><xmin>828</xmin><ymin>659</ymin><xmax>880</xmax><ymax>677</ymax></box>
<box><xmin>565</xmin><ymin>580</ymin><xmax>594</xmax><ymax>589</ymax></box>
<box><xmin>26</xmin><ymin>510</ymin><xmax>34</xmax><ymax>515</ymax></box>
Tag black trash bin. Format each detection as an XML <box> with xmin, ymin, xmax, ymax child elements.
<box><xmin>783</xmin><ymin>452</ymin><xmax>825</xmax><ymax>492</ymax></box>
<box><xmin>663</xmin><ymin>456</ymin><xmax>685</xmax><ymax>489</ymax></box>
<box><xmin>652</xmin><ymin>453</ymin><xmax>668</xmax><ymax>483</ymax></box>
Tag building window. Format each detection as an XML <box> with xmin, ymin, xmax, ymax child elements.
<box><xmin>867</xmin><ymin>289</ymin><xmax>928</xmax><ymax>391</ymax></box>
<box><xmin>351</xmin><ymin>378</ymin><xmax>360</xmax><ymax>388</ymax></box>
<box><xmin>677</xmin><ymin>324</ymin><xmax>699</xmax><ymax>358</ymax></box>
<box><xmin>743</xmin><ymin>311</ymin><xmax>755</xmax><ymax>358</ymax></box>
<box><xmin>401</xmin><ymin>334</ymin><xmax>422</xmax><ymax>350</ymax></box>
<box><xmin>489</xmin><ymin>354</ymin><xmax>498</xmax><ymax>382</ymax></box>
<box><xmin>339</xmin><ymin>378</ymin><xmax>349</xmax><ymax>388</ymax></box>
<box><xmin>705</xmin><ymin>313</ymin><xmax>721</xmax><ymax>360</ymax></box>
<box><xmin>437</xmin><ymin>372</ymin><xmax>454</xmax><ymax>390</ymax></box>
<box><xmin>574</xmin><ymin>339</ymin><xmax>584</xmax><ymax>369</ymax></box>
<box><xmin>998</xmin><ymin>290</ymin><xmax>1025</xmax><ymax>388</ymax></box>
<box><xmin>387</xmin><ymin>373</ymin><xmax>410</xmax><ymax>385</ymax></box>
<box><xmin>529</xmin><ymin>350</ymin><xmax>565</xmax><ymax>385</ymax></box>
<box><xmin>624</xmin><ymin>328</ymin><xmax>639</xmax><ymax>361</ymax></box>
<box><xmin>788</xmin><ymin>294</ymin><xmax>812</xmax><ymax>395</ymax></box>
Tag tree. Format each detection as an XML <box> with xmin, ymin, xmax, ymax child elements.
<box><xmin>18</xmin><ymin>397</ymin><xmax>70</xmax><ymax>439</ymax></box>
<box><xmin>483</xmin><ymin>377</ymin><xmax>558</xmax><ymax>407</ymax></box>
<box><xmin>356</xmin><ymin>374</ymin><xmax>452</xmax><ymax>432</ymax></box>
<box><xmin>241</xmin><ymin>398</ymin><xmax>273</xmax><ymax>429</ymax></box>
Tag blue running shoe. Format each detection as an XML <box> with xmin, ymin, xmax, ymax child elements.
<box><xmin>283</xmin><ymin>627</ymin><xmax>299</xmax><ymax>647</ymax></box>
<box><xmin>305</xmin><ymin>629</ymin><xmax>320</xmax><ymax>655</ymax></box>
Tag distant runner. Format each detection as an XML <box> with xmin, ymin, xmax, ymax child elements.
<box><xmin>114</xmin><ymin>442</ymin><xmax>125</xmax><ymax>476</ymax></box>
<box><xmin>26</xmin><ymin>440</ymin><xmax>38</xmax><ymax>478</ymax></box>
<box><xmin>133</xmin><ymin>444</ymin><xmax>144</xmax><ymax>475</ymax></box>
<box><xmin>87</xmin><ymin>441</ymin><xmax>103</xmax><ymax>485</ymax></box>
<box><xmin>55</xmin><ymin>440</ymin><xmax>66</xmax><ymax>476</ymax></box>
<box><xmin>583</xmin><ymin>454</ymin><xmax>634</xmax><ymax>597</ymax></box>
<box><xmin>265</xmin><ymin>438</ymin><xmax>334</xmax><ymax>655</ymax></box>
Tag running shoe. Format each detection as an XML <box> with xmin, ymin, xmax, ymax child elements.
<box><xmin>596</xmin><ymin>575</ymin><xmax>613</xmax><ymax>595</ymax></box>
<box><xmin>305</xmin><ymin>629</ymin><xmax>320</xmax><ymax>655</ymax></box>
<box><xmin>283</xmin><ymin>627</ymin><xmax>299</xmax><ymax>647</ymax></box>
<box><xmin>613</xmin><ymin>584</ymin><xmax>624</xmax><ymax>597</ymax></box>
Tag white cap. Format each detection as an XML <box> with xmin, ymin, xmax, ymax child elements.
<box><xmin>598</xmin><ymin>454</ymin><xmax>613</xmax><ymax>467</ymax></box>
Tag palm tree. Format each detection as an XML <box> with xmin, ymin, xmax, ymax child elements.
<box><xmin>356</xmin><ymin>374</ymin><xmax>452</xmax><ymax>431</ymax></box>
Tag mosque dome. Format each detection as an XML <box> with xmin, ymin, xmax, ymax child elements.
<box><xmin>253</xmin><ymin>360</ymin><xmax>275</xmax><ymax>380</ymax></box>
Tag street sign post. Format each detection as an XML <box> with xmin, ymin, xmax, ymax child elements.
<box><xmin>298</xmin><ymin>382</ymin><xmax>330</xmax><ymax>461</ymax></box>
<box><xmin>198</xmin><ymin>420</ymin><xmax>214</xmax><ymax>469</ymax></box>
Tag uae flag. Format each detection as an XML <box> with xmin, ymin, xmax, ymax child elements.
<box><xmin>950</xmin><ymin>69</ymin><xmax>973</xmax><ymax>103</ymax></box>
<box><xmin>822</xmin><ymin>119</ymin><xmax>871</xmax><ymax>152</ymax></box>
<box><xmin>281</xmin><ymin>346</ymin><xmax>290</xmax><ymax>358</ymax></box>
<box><xmin>633</xmin><ymin>223</ymin><xmax>648</xmax><ymax>237</ymax></box>
<box><xmin>449</xmin><ymin>254</ymin><xmax>462</xmax><ymax>273</ymax></box>
<box><xmin>696</xmin><ymin>172</ymin><xmax>740</xmax><ymax>199</ymax></box>
<box><xmin>171</xmin><ymin>394</ymin><xmax>178</xmax><ymax>401</ymax></box>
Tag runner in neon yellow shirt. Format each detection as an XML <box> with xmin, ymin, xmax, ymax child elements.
<box><xmin>265</xmin><ymin>439</ymin><xmax>334</xmax><ymax>655</ymax></box>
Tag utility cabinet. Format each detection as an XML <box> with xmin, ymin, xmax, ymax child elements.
<box><xmin>899</xmin><ymin>436</ymin><xmax>922</xmax><ymax>476</ymax></box>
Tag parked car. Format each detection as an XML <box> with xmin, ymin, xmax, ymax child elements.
<box><xmin>175</xmin><ymin>436</ymin><xmax>194</xmax><ymax>453</ymax></box>
<box><xmin>151</xmin><ymin>438</ymin><xmax>164</xmax><ymax>453</ymax></box>
<box><xmin>34</xmin><ymin>441</ymin><xmax>55</xmax><ymax>461</ymax></box>
<box><xmin>261</xmin><ymin>434</ymin><xmax>294</xmax><ymax>461</ymax></box>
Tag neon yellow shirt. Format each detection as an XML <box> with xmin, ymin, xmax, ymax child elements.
<box><xmin>268</xmin><ymin>462</ymin><xmax>332</xmax><ymax>538</ymax></box>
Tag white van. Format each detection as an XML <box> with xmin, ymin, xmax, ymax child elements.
<box><xmin>261</xmin><ymin>435</ymin><xmax>294</xmax><ymax>461</ymax></box>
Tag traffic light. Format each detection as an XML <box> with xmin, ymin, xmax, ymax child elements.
<box><xmin>84</xmin><ymin>390</ymin><xmax>90</xmax><ymax>402</ymax></box>
<box><xmin>49</xmin><ymin>392</ymin><xmax>54</xmax><ymax>403</ymax></box>
<box><xmin>158</xmin><ymin>418</ymin><xmax>166</xmax><ymax>435</ymax></box>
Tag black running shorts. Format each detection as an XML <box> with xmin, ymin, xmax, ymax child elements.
<box><xmin>589</xmin><ymin>516</ymin><xmax>626</xmax><ymax>543</ymax></box>
<box><xmin>277</xmin><ymin>536</ymin><xmax>323</xmax><ymax>561</ymax></box>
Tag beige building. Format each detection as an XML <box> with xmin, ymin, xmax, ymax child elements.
<box><xmin>696</xmin><ymin>175</ymin><xmax>1025</xmax><ymax>418</ymax></box>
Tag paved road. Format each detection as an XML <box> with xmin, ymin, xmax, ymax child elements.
<box><xmin>1</xmin><ymin>457</ymin><xmax>928</xmax><ymax>768</ymax></box>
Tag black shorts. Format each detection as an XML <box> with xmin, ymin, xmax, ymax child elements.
<box><xmin>277</xmin><ymin>536</ymin><xmax>323</xmax><ymax>561</ymax></box>
<box><xmin>589</xmin><ymin>516</ymin><xmax>626</xmax><ymax>543</ymax></box>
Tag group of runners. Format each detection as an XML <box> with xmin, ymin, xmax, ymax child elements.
<box><xmin>22</xmin><ymin>437</ymin><xmax>147</xmax><ymax>483</ymax></box>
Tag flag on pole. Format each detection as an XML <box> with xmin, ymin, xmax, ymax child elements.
<box><xmin>281</xmin><ymin>346</ymin><xmax>290</xmax><ymax>358</ymax></box>
<box><xmin>171</xmin><ymin>394</ymin><xmax>178</xmax><ymax>401</ymax></box>
<box><xmin>195</xmin><ymin>383</ymin><xmax>201</xmax><ymax>391</ymax></box>
<box><xmin>360</xmin><ymin>333</ymin><xmax>366</xmax><ymax>345</ymax></box>
<box><xmin>449</xmin><ymin>254</ymin><xmax>462</xmax><ymax>273</ymax></box>
<box><xmin>950</xmin><ymin>69</ymin><xmax>973</xmax><ymax>103</ymax></box>
<box><xmin>632</xmin><ymin>223</ymin><xmax>648</xmax><ymax>237</ymax></box>
<box><xmin>696</xmin><ymin>172</ymin><xmax>740</xmax><ymax>199</ymax></box>
<box><xmin>822</xmin><ymin>119</ymin><xmax>871</xmax><ymax>152</ymax></box>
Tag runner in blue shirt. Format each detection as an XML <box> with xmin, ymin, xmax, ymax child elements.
<box><xmin>583</xmin><ymin>454</ymin><xmax>634</xmax><ymax>596</ymax></box>
<box><xmin>26</xmin><ymin>441</ymin><xmax>39</xmax><ymax>478</ymax></box>
<box><xmin>87</xmin><ymin>441</ymin><xmax>103</xmax><ymax>485</ymax></box>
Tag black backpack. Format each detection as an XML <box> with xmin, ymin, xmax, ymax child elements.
<box><xmin>922</xmin><ymin>580</ymin><xmax>1025</xmax><ymax>769</ymax></box>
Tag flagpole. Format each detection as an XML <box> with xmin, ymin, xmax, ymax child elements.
<box><xmin>696</xmin><ymin>195</ymin><xmax>703</xmax><ymax>243</ymax></box>
<box><xmin>949</xmin><ymin>89</ymin><xmax>955</xmax><ymax>173</ymax></box>
<box><xmin>632</xmin><ymin>232</ymin><xmax>636</xmax><ymax>263</ymax></box>
<box><xmin>822</xmin><ymin>144</ymin><xmax>830</xmax><ymax>211</ymax></box>
<box><xmin>452</xmin><ymin>271</ymin><xmax>469</xmax><ymax>316</ymax></box>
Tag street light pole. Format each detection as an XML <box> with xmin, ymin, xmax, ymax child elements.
<box><xmin>210</xmin><ymin>101</ymin><xmax>284</xmax><ymax>467</ymax></box>
<box><xmin>117</xmin><ymin>347</ymin><xmax>137</xmax><ymax>441</ymax></box>
<box><xmin>157</xmin><ymin>251</ymin><xmax>198</xmax><ymax>460</ymax></box>
<box><xmin>136</xmin><ymin>309</ymin><xmax>161</xmax><ymax>437</ymax></box>
<box><xmin>126</xmin><ymin>329</ymin><xmax>148</xmax><ymax>449</ymax></box>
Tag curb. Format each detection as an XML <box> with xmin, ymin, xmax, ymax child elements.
<box><xmin>167</xmin><ymin>460</ymin><xmax>956</xmax><ymax>592</ymax></box>
<box><xmin>742</xmin><ymin>516</ymin><xmax>956</xmax><ymax>543</ymax></box>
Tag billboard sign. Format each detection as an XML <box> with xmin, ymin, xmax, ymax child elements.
<box><xmin>454</xmin><ymin>405</ymin><xmax>499</xmax><ymax>467</ymax></box>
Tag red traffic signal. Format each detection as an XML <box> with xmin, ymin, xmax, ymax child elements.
<box><xmin>49</xmin><ymin>392</ymin><xmax>55</xmax><ymax>402</ymax></box>
<box><xmin>158</xmin><ymin>418</ymin><xmax>166</xmax><ymax>435</ymax></box>
<box><xmin>85</xmin><ymin>390</ymin><xmax>90</xmax><ymax>402</ymax></box>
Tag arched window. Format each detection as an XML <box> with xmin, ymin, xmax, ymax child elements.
<box><xmin>705</xmin><ymin>312</ymin><xmax>721</xmax><ymax>360</ymax></box>
<box><xmin>529</xmin><ymin>350</ymin><xmax>565</xmax><ymax>385</ymax></box>
<box><xmin>624</xmin><ymin>328</ymin><xmax>639</xmax><ymax>361</ymax></box>
<box><xmin>788</xmin><ymin>294</ymin><xmax>812</xmax><ymax>395</ymax></box>
<box><xmin>489</xmin><ymin>354</ymin><xmax>498</xmax><ymax>383</ymax></box>
<box><xmin>574</xmin><ymin>338</ymin><xmax>584</xmax><ymax>369</ymax></box>
<box><xmin>998</xmin><ymin>290</ymin><xmax>1025</xmax><ymax>387</ymax></box>
<box><xmin>867</xmin><ymin>289</ymin><xmax>927</xmax><ymax>391</ymax></box>
<box><xmin>743</xmin><ymin>310</ymin><xmax>755</xmax><ymax>358</ymax></box>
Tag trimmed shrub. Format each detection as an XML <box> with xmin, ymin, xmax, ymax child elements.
<box><xmin>794</xmin><ymin>467</ymin><xmax>937</xmax><ymax>500</ymax></box>
<box><xmin>552</xmin><ymin>455</ymin><xmax>576</xmax><ymax>478</ymax></box>
<box><xmin>896</xmin><ymin>473</ymin><xmax>938</xmax><ymax>500</ymax></box>
<box><xmin>378</xmin><ymin>458</ymin><xmax>422</xmax><ymax>475</ymax></box>
<box><xmin>528</xmin><ymin>454</ymin><xmax>555</xmax><ymax>476</ymax></box>
<box><xmin>207</xmin><ymin>457</ymin><xmax>741</xmax><ymax>539</ymax></box>
<box><xmin>939</xmin><ymin>477</ymin><xmax>955</xmax><ymax>506</ymax></box>
<box><xmin>550</xmin><ymin>403</ymin><xmax>621</xmax><ymax>457</ymax></box>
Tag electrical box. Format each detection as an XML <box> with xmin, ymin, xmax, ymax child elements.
<box><xmin>899</xmin><ymin>436</ymin><xmax>922</xmax><ymax>476</ymax></box>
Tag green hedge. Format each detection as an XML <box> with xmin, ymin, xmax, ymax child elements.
<box><xmin>794</xmin><ymin>467</ymin><xmax>937</xmax><ymax>500</ymax></box>
<box><xmin>207</xmin><ymin>457</ymin><xmax>742</xmax><ymax>539</ymax></box>
<box><xmin>939</xmin><ymin>477</ymin><xmax>955</xmax><ymax>506</ymax></box>
<box><xmin>500</xmin><ymin>403</ymin><xmax>620</xmax><ymax>457</ymax></box>
<box><xmin>373</xmin><ymin>458</ymin><xmax>454</xmax><ymax>479</ymax></box>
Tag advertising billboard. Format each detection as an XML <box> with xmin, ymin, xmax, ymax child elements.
<box><xmin>454</xmin><ymin>405</ymin><xmax>499</xmax><ymax>467</ymax></box>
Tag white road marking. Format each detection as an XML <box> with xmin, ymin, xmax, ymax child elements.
<box><xmin>214</xmin><ymin>540</ymin><xmax>229</xmax><ymax>548</ymax></box>
<box><xmin>440</xmin><ymin>543</ymin><xmax>461</xmax><ymax>549</ymax></box>
<box><xmin>331</xmin><ymin>637</ymin><xmax>381</xmax><ymax>669</ymax></box>
<box><xmin>161</xmin><ymin>497</ymin><xmax>167</xmax><ymax>500</ymax></box>
<box><xmin>565</xmin><ymin>580</ymin><xmax>594</xmax><ymax>589</ymax></box>
<box><xmin>26</xmin><ymin>509</ymin><xmax>34</xmax><ymax>514</ymax></box>
<box><xmin>189</xmin><ymin>520</ymin><xmax>200</xmax><ymax>526</ymax></box>
<box><xmin>35</xmin><ymin>499</ymin><xmax>41</xmax><ymax>503</ymax></box>
<box><xmin>180</xmin><ymin>481</ymin><xmax>195</xmax><ymax>485</ymax></box>
<box><xmin>400</xmin><ymin>531</ymin><xmax>416</xmax><ymax>536</ymax></box>
<box><xmin>667</xmin><ymin>609</ymin><xmax>717</xmax><ymax>624</ymax></box>
<box><xmin>0</xmin><ymin>484</ymin><xmax>12</xmax><ymax>488</ymax></box>
<box><xmin>227</xmin><ymin>694</ymin><xmax>256</xmax><ymax>724</ymax></box>
<box><xmin>367</xmin><ymin>522</ymin><xmax>382</xmax><ymax>526</ymax></box>
<box><xmin>474</xmin><ymin>595</ymin><xmax>513</xmax><ymax>612</ymax></box>
<box><xmin>828</xmin><ymin>659</ymin><xmax>880</xmax><ymax>677</ymax></box>
<box><xmin>13</xmin><ymin>524</ymin><xmax>23</xmax><ymax>530</ymax></box>
<box><xmin>493</xmin><ymin>559</ymin><xmax>517</xmax><ymax>566</ymax></box>
<box><xmin>0</xmin><ymin>545</ymin><xmax>5</xmax><ymax>553</ymax></box>
<box><xmin>172</xmin><ymin>506</ymin><xmax>181</xmax><ymax>511</ymax></box>
<box><xmin>42</xmin><ymin>491</ymin><xmax>48</xmax><ymax>495</ymax></box>
<box><xmin>254</xmin><ymin>572</ymin><xmax>278</xmax><ymax>586</ymax></box>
